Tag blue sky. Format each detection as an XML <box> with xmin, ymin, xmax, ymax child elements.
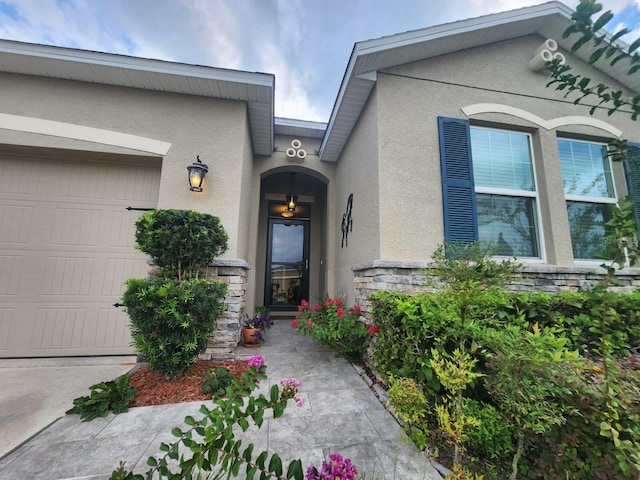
<box><xmin>0</xmin><ymin>0</ymin><xmax>638</xmax><ymax>123</ymax></box>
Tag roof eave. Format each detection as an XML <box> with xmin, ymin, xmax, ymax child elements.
<box><xmin>0</xmin><ymin>39</ymin><xmax>275</xmax><ymax>156</ymax></box>
<box><xmin>319</xmin><ymin>1</ymin><xmax>578</xmax><ymax>163</ymax></box>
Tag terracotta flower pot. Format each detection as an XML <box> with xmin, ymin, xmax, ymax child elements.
<box><xmin>243</xmin><ymin>327</ymin><xmax>262</xmax><ymax>347</ymax></box>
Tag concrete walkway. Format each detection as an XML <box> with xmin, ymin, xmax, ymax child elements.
<box><xmin>0</xmin><ymin>321</ymin><xmax>441</xmax><ymax>479</ymax></box>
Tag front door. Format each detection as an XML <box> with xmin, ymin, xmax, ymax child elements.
<box><xmin>265</xmin><ymin>218</ymin><xmax>309</xmax><ymax>310</ymax></box>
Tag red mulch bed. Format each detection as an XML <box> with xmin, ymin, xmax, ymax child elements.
<box><xmin>128</xmin><ymin>360</ymin><xmax>250</xmax><ymax>407</ymax></box>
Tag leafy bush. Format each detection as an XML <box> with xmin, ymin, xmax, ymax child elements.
<box><xmin>66</xmin><ymin>374</ymin><xmax>136</xmax><ymax>421</ymax></box>
<box><xmin>292</xmin><ymin>297</ymin><xmax>372</xmax><ymax>363</ymax></box>
<box><xmin>371</xmin><ymin>289</ymin><xmax>640</xmax><ymax>387</ymax></box>
<box><xmin>387</xmin><ymin>376</ymin><xmax>430</xmax><ymax>450</ymax></box>
<box><xmin>202</xmin><ymin>367</ymin><xmax>233</xmax><ymax>396</ymax></box>
<box><xmin>463</xmin><ymin>399</ymin><xmax>516</xmax><ymax>462</ymax></box>
<box><xmin>370</xmin><ymin>248</ymin><xmax>640</xmax><ymax>478</ymax></box>
<box><xmin>134</xmin><ymin>209</ymin><xmax>228</xmax><ymax>280</ymax></box>
<box><xmin>123</xmin><ymin>277</ymin><xmax>227</xmax><ymax>379</ymax></box>
<box><xmin>525</xmin><ymin>354</ymin><xmax>640</xmax><ymax>479</ymax></box>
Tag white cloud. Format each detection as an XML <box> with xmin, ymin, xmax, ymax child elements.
<box><xmin>0</xmin><ymin>0</ymin><xmax>637</xmax><ymax>123</ymax></box>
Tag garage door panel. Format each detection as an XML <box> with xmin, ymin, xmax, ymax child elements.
<box><xmin>109</xmin><ymin>209</ymin><xmax>144</xmax><ymax>247</ymax></box>
<box><xmin>54</xmin><ymin>161</ymin><xmax>108</xmax><ymax>199</ymax></box>
<box><xmin>0</xmin><ymin>157</ymin><xmax>41</xmax><ymax>195</ymax></box>
<box><xmin>103</xmin><ymin>258</ymin><xmax>149</xmax><ymax>296</ymax></box>
<box><xmin>0</xmin><ymin>204</ymin><xmax>33</xmax><ymax>243</ymax></box>
<box><xmin>0</xmin><ymin>155</ymin><xmax>159</xmax><ymax>357</ymax></box>
<box><xmin>50</xmin><ymin>207</ymin><xmax>102</xmax><ymax>246</ymax></box>
<box><xmin>95</xmin><ymin>308</ymin><xmax>132</xmax><ymax>349</ymax></box>
<box><xmin>31</xmin><ymin>308</ymin><xmax>86</xmax><ymax>350</ymax></box>
<box><xmin>41</xmin><ymin>256</ymin><xmax>94</xmax><ymax>296</ymax></box>
<box><xmin>0</xmin><ymin>309</ymin><xmax>12</xmax><ymax>350</ymax></box>
<box><xmin>0</xmin><ymin>255</ymin><xmax>23</xmax><ymax>295</ymax></box>
<box><xmin>109</xmin><ymin>165</ymin><xmax>161</xmax><ymax>202</ymax></box>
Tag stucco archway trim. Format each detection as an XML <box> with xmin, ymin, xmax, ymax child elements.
<box><xmin>0</xmin><ymin>113</ymin><xmax>172</xmax><ymax>155</ymax></box>
<box><xmin>461</xmin><ymin>103</ymin><xmax>623</xmax><ymax>138</ymax></box>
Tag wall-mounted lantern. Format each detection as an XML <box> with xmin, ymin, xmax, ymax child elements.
<box><xmin>187</xmin><ymin>156</ymin><xmax>208</xmax><ymax>192</ymax></box>
<box><xmin>285</xmin><ymin>172</ymin><xmax>298</xmax><ymax>212</ymax></box>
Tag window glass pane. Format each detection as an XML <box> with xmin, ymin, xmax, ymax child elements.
<box><xmin>566</xmin><ymin>201</ymin><xmax>613</xmax><ymax>260</ymax></box>
<box><xmin>476</xmin><ymin>193</ymin><xmax>539</xmax><ymax>257</ymax></box>
<box><xmin>471</xmin><ymin>129</ymin><xmax>534</xmax><ymax>191</ymax></box>
<box><xmin>558</xmin><ymin>140</ymin><xmax>614</xmax><ymax>197</ymax></box>
<box><xmin>271</xmin><ymin>224</ymin><xmax>304</xmax><ymax>263</ymax></box>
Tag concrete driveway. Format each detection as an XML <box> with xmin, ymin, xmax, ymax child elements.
<box><xmin>0</xmin><ymin>356</ymin><xmax>136</xmax><ymax>458</ymax></box>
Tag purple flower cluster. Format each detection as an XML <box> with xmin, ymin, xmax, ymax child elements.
<box><xmin>279</xmin><ymin>377</ymin><xmax>304</xmax><ymax>407</ymax></box>
<box><xmin>280</xmin><ymin>378</ymin><xmax>301</xmax><ymax>388</ymax></box>
<box><xmin>247</xmin><ymin>355</ymin><xmax>264</xmax><ymax>368</ymax></box>
<box><xmin>306</xmin><ymin>454</ymin><xmax>357</xmax><ymax>480</ymax></box>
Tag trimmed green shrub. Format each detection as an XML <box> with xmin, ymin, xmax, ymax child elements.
<box><xmin>134</xmin><ymin>209</ymin><xmax>228</xmax><ymax>280</ymax></box>
<box><xmin>123</xmin><ymin>277</ymin><xmax>227</xmax><ymax>379</ymax></box>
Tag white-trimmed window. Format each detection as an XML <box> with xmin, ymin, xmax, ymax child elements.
<box><xmin>470</xmin><ymin>127</ymin><xmax>541</xmax><ymax>258</ymax></box>
<box><xmin>558</xmin><ymin>138</ymin><xmax>616</xmax><ymax>260</ymax></box>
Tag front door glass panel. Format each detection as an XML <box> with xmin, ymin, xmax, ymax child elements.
<box><xmin>266</xmin><ymin>219</ymin><xmax>309</xmax><ymax>309</ymax></box>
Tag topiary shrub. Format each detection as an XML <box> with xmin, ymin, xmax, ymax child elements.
<box><xmin>122</xmin><ymin>209</ymin><xmax>230</xmax><ymax>379</ymax></box>
<box><xmin>123</xmin><ymin>277</ymin><xmax>227</xmax><ymax>379</ymax></box>
<box><xmin>134</xmin><ymin>209</ymin><xmax>228</xmax><ymax>280</ymax></box>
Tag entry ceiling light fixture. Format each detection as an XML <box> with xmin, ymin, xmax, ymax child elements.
<box><xmin>187</xmin><ymin>156</ymin><xmax>208</xmax><ymax>192</ymax></box>
<box><xmin>285</xmin><ymin>172</ymin><xmax>298</xmax><ymax>213</ymax></box>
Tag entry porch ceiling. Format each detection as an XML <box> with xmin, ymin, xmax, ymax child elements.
<box><xmin>0</xmin><ymin>40</ymin><xmax>275</xmax><ymax>156</ymax></box>
<box><xmin>319</xmin><ymin>1</ymin><xmax>638</xmax><ymax>162</ymax></box>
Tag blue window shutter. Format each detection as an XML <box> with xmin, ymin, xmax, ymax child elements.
<box><xmin>438</xmin><ymin>116</ymin><xmax>478</xmax><ymax>245</ymax></box>
<box><xmin>623</xmin><ymin>142</ymin><xmax>640</xmax><ymax>229</ymax></box>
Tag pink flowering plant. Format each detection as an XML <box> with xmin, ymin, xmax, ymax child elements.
<box><xmin>306</xmin><ymin>453</ymin><xmax>358</xmax><ymax>480</ymax></box>
<box><xmin>292</xmin><ymin>296</ymin><xmax>371</xmax><ymax>362</ymax></box>
<box><xmin>110</xmin><ymin>355</ymin><xmax>308</xmax><ymax>479</ymax></box>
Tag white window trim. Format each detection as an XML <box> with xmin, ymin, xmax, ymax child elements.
<box><xmin>471</xmin><ymin>126</ymin><xmax>546</xmax><ymax>261</ymax></box>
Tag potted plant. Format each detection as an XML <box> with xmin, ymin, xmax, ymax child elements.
<box><xmin>242</xmin><ymin>308</ymin><xmax>273</xmax><ymax>347</ymax></box>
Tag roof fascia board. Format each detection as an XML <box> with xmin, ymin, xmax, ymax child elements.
<box><xmin>275</xmin><ymin>117</ymin><xmax>327</xmax><ymax>130</ymax></box>
<box><xmin>0</xmin><ymin>39</ymin><xmax>273</xmax><ymax>88</ymax></box>
<box><xmin>355</xmin><ymin>2</ymin><xmax>571</xmax><ymax>58</ymax></box>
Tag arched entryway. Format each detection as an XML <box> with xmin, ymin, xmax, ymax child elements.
<box><xmin>255</xmin><ymin>169</ymin><xmax>328</xmax><ymax>313</ymax></box>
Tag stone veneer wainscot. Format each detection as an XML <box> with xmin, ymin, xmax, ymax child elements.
<box><xmin>352</xmin><ymin>260</ymin><xmax>640</xmax><ymax>320</ymax></box>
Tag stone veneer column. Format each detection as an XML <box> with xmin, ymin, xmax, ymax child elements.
<box><xmin>203</xmin><ymin>259</ymin><xmax>249</xmax><ymax>359</ymax></box>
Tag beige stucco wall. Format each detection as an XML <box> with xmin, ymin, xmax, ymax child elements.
<box><xmin>363</xmin><ymin>34</ymin><xmax>639</xmax><ymax>266</ymax></box>
<box><xmin>245</xmin><ymin>135</ymin><xmax>335</xmax><ymax>313</ymax></box>
<box><xmin>332</xmin><ymin>90</ymin><xmax>381</xmax><ymax>303</ymax></box>
<box><xmin>0</xmin><ymin>72</ymin><xmax>252</xmax><ymax>260</ymax></box>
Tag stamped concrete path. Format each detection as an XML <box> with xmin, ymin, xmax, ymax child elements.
<box><xmin>0</xmin><ymin>320</ymin><xmax>441</xmax><ymax>479</ymax></box>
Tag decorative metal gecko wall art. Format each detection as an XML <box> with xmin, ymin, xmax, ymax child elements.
<box><xmin>341</xmin><ymin>193</ymin><xmax>353</xmax><ymax>248</ymax></box>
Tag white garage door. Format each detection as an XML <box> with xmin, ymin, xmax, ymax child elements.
<box><xmin>0</xmin><ymin>153</ymin><xmax>160</xmax><ymax>357</ymax></box>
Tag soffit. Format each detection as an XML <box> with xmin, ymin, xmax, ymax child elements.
<box><xmin>319</xmin><ymin>1</ymin><xmax>639</xmax><ymax>163</ymax></box>
<box><xmin>0</xmin><ymin>40</ymin><xmax>275</xmax><ymax>156</ymax></box>
<box><xmin>275</xmin><ymin>118</ymin><xmax>326</xmax><ymax>140</ymax></box>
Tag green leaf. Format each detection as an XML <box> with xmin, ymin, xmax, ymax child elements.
<box><xmin>184</xmin><ymin>416</ymin><xmax>195</xmax><ymax>426</ymax></box>
<box><xmin>593</xmin><ymin>10</ymin><xmax>614</xmax><ymax>32</ymax></box>
<box><xmin>268</xmin><ymin>454</ymin><xmax>283</xmax><ymax>477</ymax></box>
<box><xmin>256</xmin><ymin>451</ymin><xmax>268</xmax><ymax>470</ymax></box>
<box><xmin>287</xmin><ymin>459</ymin><xmax>304</xmax><ymax>480</ymax></box>
<box><xmin>589</xmin><ymin>47</ymin><xmax>606</xmax><ymax>63</ymax></box>
<box><xmin>171</xmin><ymin>427</ymin><xmax>183</xmax><ymax>438</ymax></box>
